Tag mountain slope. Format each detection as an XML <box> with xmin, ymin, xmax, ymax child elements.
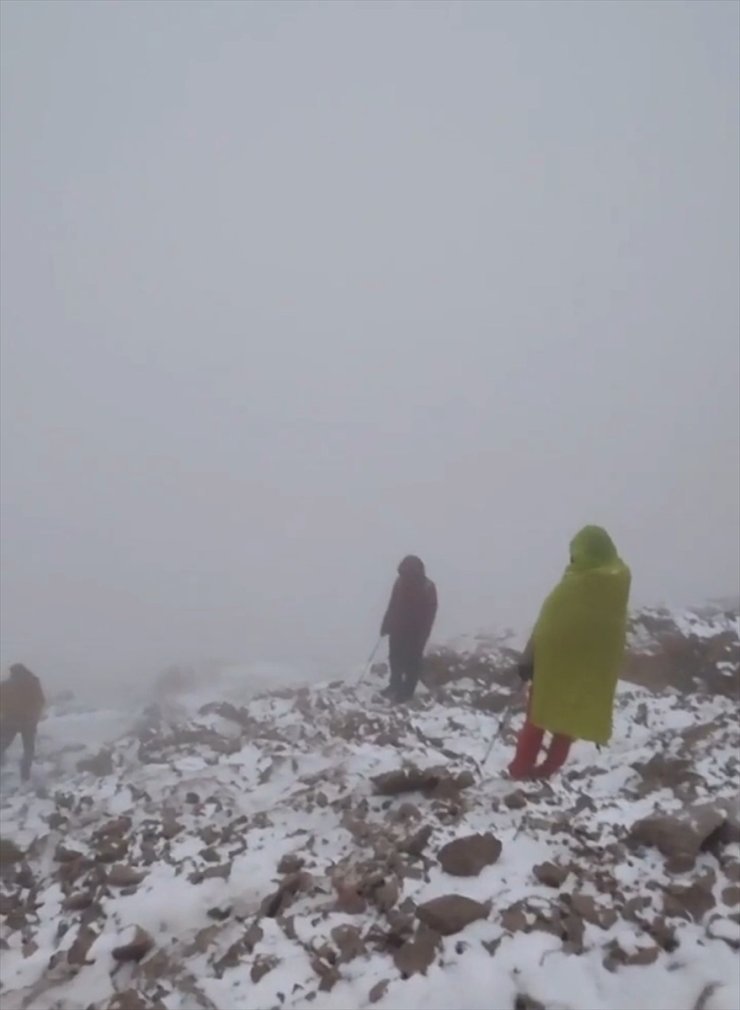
<box><xmin>1</xmin><ymin>646</ymin><xmax>738</xmax><ymax>1010</ymax></box>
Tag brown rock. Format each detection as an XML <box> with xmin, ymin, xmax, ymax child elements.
<box><xmin>76</xmin><ymin>749</ymin><xmax>114</xmax><ymax>776</ymax></box>
<box><xmin>501</xmin><ymin>902</ymin><xmax>529</xmax><ymax>933</ymax></box>
<box><xmin>369</xmin><ymin>980</ymin><xmax>390</xmax><ymax>1004</ymax></box>
<box><xmin>107</xmin><ymin>864</ymin><xmax>145</xmax><ymax>888</ymax></box>
<box><xmin>628</xmin><ymin>804</ymin><xmax>734</xmax><ymax>867</ymax></box>
<box><xmin>189</xmin><ymin>862</ymin><xmax>232</xmax><ymax>884</ymax></box>
<box><xmin>663</xmin><ymin>881</ymin><xmax>716</xmax><ymax>922</ymax></box>
<box><xmin>504</xmin><ymin>791</ymin><xmax>528</xmax><ymax>810</ymax></box>
<box><xmin>665</xmin><ymin>853</ymin><xmax>697</xmax><ymax>875</ymax></box>
<box><xmin>646</xmin><ymin>916</ymin><xmax>678</xmax><ymax>952</ymax></box>
<box><xmin>250</xmin><ymin>954</ymin><xmax>279</xmax><ymax>983</ymax></box>
<box><xmin>567</xmin><ymin>894</ymin><xmax>618</xmax><ymax>929</ymax></box>
<box><xmin>112</xmin><ymin>926</ymin><xmax>154</xmax><ymax>963</ymax></box>
<box><xmin>399</xmin><ymin>825</ymin><xmax>433</xmax><ymax>857</ymax></box>
<box><xmin>94</xmin><ymin>816</ymin><xmax>132</xmax><ymax>841</ymax></box>
<box><xmin>105</xmin><ymin>991</ymin><xmax>162</xmax><ymax>1010</ymax></box>
<box><xmin>726</xmin><ymin>861</ymin><xmax>740</xmax><ymax>883</ymax></box>
<box><xmin>0</xmin><ymin>892</ymin><xmax>20</xmax><ymax>916</ymax></box>
<box><xmin>278</xmin><ymin>853</ymin><xmax>305</xmax><ymax>874</ymax></box>
<box><xmin>161</xmin><ymin>815</ymin><xmax>184</xmax><ymax>840</ymax></box>
<box><xmin>438</xmin><ymin>833</ymin><xmax>502</xmax><ymax>877</ymax></box>
<box><xmin>374</xmin><ymin>877</ymin><xmax>400</xmax><ymax>912</ymax></box>
<box><xmin>199</xmin><ymin>846</ymin><xmax>220</xmax><ymax>863</ymax></box>
<box><xmin>331</xmin><ymin>924</ymin><xmax>366</xmax><ymax>963</ymax></box>
<box><xmin>416</xmin><ymin>894</ymin><xmax>490</xmax><ymax>935</ymax></box>
<box><xmin>630</xmin><ymin>754</ymin><xmax>704</xmax><ymax>794</ymax></box>
<box><xmin>63</xmin><ymin>891</ymin><xmax>94</xmax><ymax>912</ymax></box>
<box><xmin>261</xmin><ymin>870</ymin><xmax>312</xmax><ymax>917</ymax></box>
<box><xmin>372</xmin><ymin>765</ymin><xmax>473</xmax><ymax>797</ymax></box>
<box><xmin>393</xmin><ymin>924</ymin><xmax>440</xmax><ymax>976</ymax></box>
<box><xmin>533</xmin><ymin>862</ymin><xmax>569</xmax><ymax>888</ymax></box>
<box><xmin>54</xmin><ymin>844</ymin><xmax>85</xmax><ymax>863</ymax></box>
<box><xmin>311</xmin><ymin>955</ymin><xmax>341</xmax><ymax>992</ymax></box>
<box><xmin>67</xmin><ymin>924</ymin><xmax>98</xmax><ymax>966</ymax></box>
<box><xmin>722</xmin><ymin>885</ymin><xmax>740</xmax><ymax>907</ymax></box>
<box><xmin>335</xmin><ymin>882</ymin><xmax>367</xmax><ymax>915</ymax></box>
<box><xmin>514</xmin><ymin>996</ymin><xmax>546</xmax><ymax>1010</ymax></box>
<box><xmin>0</xmin><ymin>838</ymin><xmax>24</xmax><ymax>867</ymax></box>
<box><xmin>603</xmin><ymin>938</ymin><xmax>661</xmax><ymax>971</ymax></box>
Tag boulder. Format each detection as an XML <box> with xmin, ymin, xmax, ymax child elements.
<box><xmin>112</xmin><ymin>926</ymin><xmax>154</xmax><ymax>963</ymax></box>
<box><xmin>663</xmin><ymin>880</ymin><xmax>716</xmax><ymax>922</ymax></box>
<box><xmin>107</xmin><ymin>864</ymin><xmax>146</xmax><ymax>888</ymax></box>
<box><xmin>628</xmin><ymin>803</ymin><xmax>736</xmax><ymax>867</ymax></box>
<box><xmin>393</xmin><ymin>925</ymin><xmax>440</xmax><ymax>976</ymax></box>
<box><xmin>416</xmin><ymin>894</ymin><xmax>490</xmax><ymax>935</ymax></box>
<box><xmin>438</xmin><ymin>833</ymin><xmax>502</xmax><ymax>877</ymax></box>
<box><xmin>533</xmin><ymin>862</ymin><xmax>569</xmax><ymax>888</ymax></box>
<box><xmin>372</xmin><ymin>765</ymin><xmax>473</xmax><ymax>797</ymax></box>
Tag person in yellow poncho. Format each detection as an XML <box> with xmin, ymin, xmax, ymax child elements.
<box><xmin>508</xmin><ymin>526</ymin><xmax>631</xmax><ymax>780</ymax></box>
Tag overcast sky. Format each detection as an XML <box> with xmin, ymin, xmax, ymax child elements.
<box><xmin>1</xmin><ymin>0</ymin><xmax>738</xmax><ymax>695</ymax></box>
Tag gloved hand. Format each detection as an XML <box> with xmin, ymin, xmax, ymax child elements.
<box><xmin>517</xmin><ymin>660</ymin><xmax>534</xmax><ymax>684</ymax></box>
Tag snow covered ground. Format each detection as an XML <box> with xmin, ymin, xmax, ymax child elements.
<box><xmin>1</xmin><ymin>651</ymin><xmax>738</xmax><ymax>1010</ymax></box>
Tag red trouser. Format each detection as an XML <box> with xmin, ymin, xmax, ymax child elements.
<box><xmin>508</xmin><ymin>689</ymin><xmax>572</xmax><ymax>780</ymax></box>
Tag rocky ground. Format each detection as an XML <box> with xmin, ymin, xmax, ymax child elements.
<box><xmin>0</xmin><ymin>607</ymin><xmax>738</xmax><ymax>1010</ymax></box>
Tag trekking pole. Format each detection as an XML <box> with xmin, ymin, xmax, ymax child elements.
<box><xmin>357</xmin><ymin>637</ymin><xmax>382</xmax><ymax>686</ymax></box>
<box><xmin>481</xmin><ymin>684</ymin><xmax>526</xmax><ymax>766</ymax></box>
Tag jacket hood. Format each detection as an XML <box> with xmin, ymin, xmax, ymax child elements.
<box><xmin>398</xmin><ymin>555</ymin><xmax>426</xmax><ymax>579</ymax></box>
<box><xmin>569</xmin><ymin>526</ymin><xmax>619</xmax><ymax>570</ymax></box>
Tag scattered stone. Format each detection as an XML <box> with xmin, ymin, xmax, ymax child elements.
<box><xmin>369</xmin><ymin>979</ymin><xmax>390</xmax><ymax>1004</ymax></box>
<box><xmin>105</xmin><ymin>990</ymin><xmax>163</xmax><ymax>1010</ymax></box>
<box><xmin>278</xmin><ymin>853</ymin><xmax>305</xmax><ymax>874</ymax></box>
<box><xmin>663</xmin><ymin>881</ymin><xmax>716</xmax><ymax>922</ymax></box>
<box><xmin>311</xmin><ymin>955</ymin><xmax>341</xmax><ymax>992</ymax></box>
<box><xmin>261</xmin><ymin>870</ymin><xmax>313</xmax><ymax>917</ymax></box>
<box><xmin>438</xmin><ymin>833</ymin><xmax>502</xmax><ymax>877</ymax></box>
<box><xmin>76</xmin><ymin>749</ymin><xmax>114</xmax><ymax>776</ymax></box>
<box><xmin>514</xmin><ymin>995</ymin><xmax>546</xmax><ymax>1010</ymax></box>
<box><xmin>501</xmin><ymin>902</ymin><xmax>529</xmax><ymax>933</ymax></box>
<box><xmin>416</xmin><ymin>894</ymin><xmax>490</xmax><ymax>935</ymax></box>
<box><xmin>393</xmin><ymin>924</ymin><xmax>440</xmax><ymax>976</ymax></box>
<box><xmin>0</xmin><ymin>838</ymin><xmax>24</xmax><ymax>867</ymax></box>
<box><xmin>112</xmin><ymin>926</ymin><xmax>154</xmax><ymax>963</ymax></box>
<box><xmin>161</xmin><ymin>815</ymin><xmax>185</xmax><ymax>840</ymax></box>
<box><xmin>628</xmin><ymin>803</ymin><xmax>735</xmax><ymax>867</ymax></box>
<box><xmin>372</xmin><ymin>765</ymin><xmax>473</xmax><ymax>797</ymax></box>
<box><xmin>374</xmin><ymin>876</ymin><xmax>401</xmax><ymax>912</ymax></box>
<box><xmin>67</xmin><ymin>924</ymin><xmax>98</xmax><ymax>966</ymax></box>
<box><xmin>63</xmin><ymin>891</ymin><xmax>94</xmax><ymax>912</ymax></box>
<box><xmin>251</xmin><ymin>954</ymin><xmax>280</xmax><ymax>982</ymax></box>
<box><xmin>331</xmin><ymin>924</ymin><xmax>366</xmax><ymax>963</ymax></box>
<box><xmin>504</xmin><ymin>791</ymin><xmax>527</xmax><ymax>810</ymax></box>
<box><xmin>107</xmin><ymin>864</ymin><xmax>146</xmax><ymax>888</ymax></box>
<box><xmin>722</xmin><ymin>885</ymin><xmax>740</xmax><ymax>907</ymax></box>
<box><xmin>567</xmin><ymin>893</ymin><xmax>618</xmax><ymax>929</ymax></box>
<box><xmin>533</xmin><ymin>861</ymin><xmax>569</xmax><ymax>888</ymax></box>
<box><xmin>603</xmin><ymin>939</ymin><xmax>660</xmax><ymax>971</ymax></box>
<box><xmin>725</xmin><ymin>861</ymin><xmax>740</xmax><ymax>883</ymax></box>
<box><xmin>54</xmin><ymin>844</ymin><xmax>85</xmax><ymax>863</ymax></box>
<box><xmin>399</xmin><ymin>825</ymin><xmax>433</xmax><ymax>857</ymax></box>
<box><xmin>94</xmin><ymin>816</ymin><xmax>132</xmax><ymax>841</ymax></box>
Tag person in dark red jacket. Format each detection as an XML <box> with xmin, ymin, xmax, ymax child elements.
<box><xmin>380</xmin><ymin>555</ymin><xmax>438</xmax><ymax>702</ymax></box>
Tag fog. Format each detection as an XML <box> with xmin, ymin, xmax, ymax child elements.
<box><xmin>1</xmin><ymin>0</ymin><xmax>738</xmax><ymax>700</ymax></box>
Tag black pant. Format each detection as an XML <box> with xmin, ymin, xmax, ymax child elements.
<box><xmin>388</xmin><ymin>638</ymin><xmax>424</xmax><ymax>701</ymax></box>
<box><xmin>0</xmin><ymin>722</ymin><xmax>37</xmax><ymax>781</ymax></box>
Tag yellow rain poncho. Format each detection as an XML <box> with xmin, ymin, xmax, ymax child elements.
<box><xmin>530</xmin><ymin>526</ymin><xmax>631</xmax><ymax>744</ymax></box>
